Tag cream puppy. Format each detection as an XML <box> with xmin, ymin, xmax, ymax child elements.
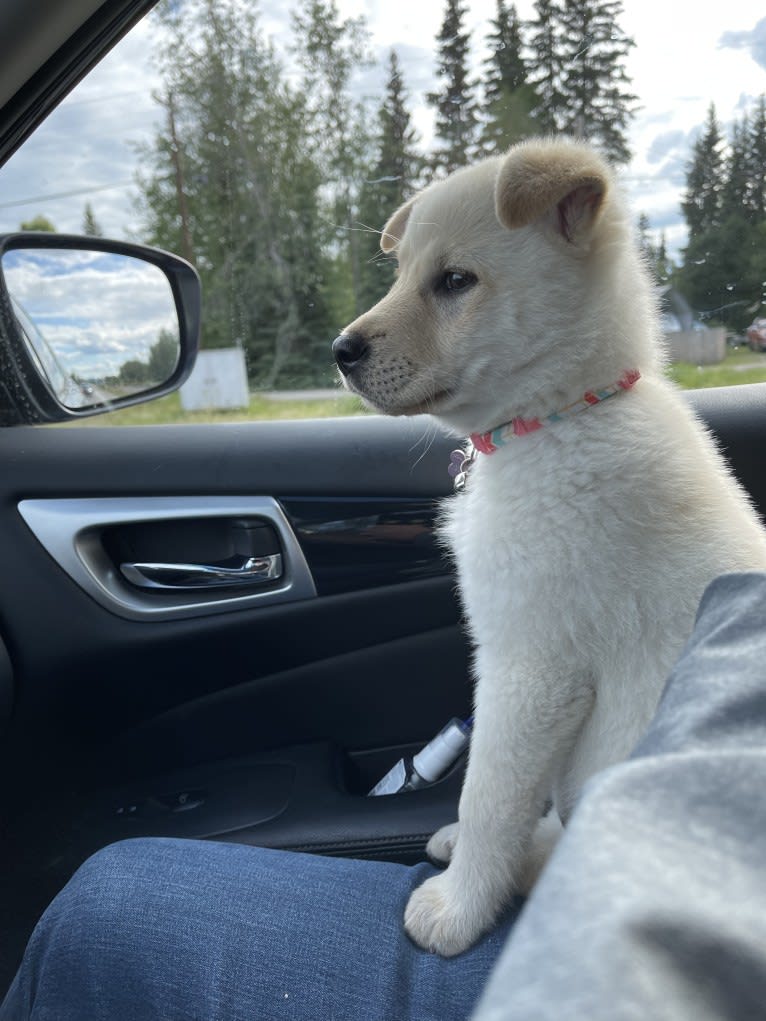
<box><xmin>333</xmin><ymin>138</ymin><xmax>766</xmax><ymax>957</ymax></box>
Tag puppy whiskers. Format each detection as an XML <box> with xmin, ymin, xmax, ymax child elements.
<box><xmin>409</xmin><ymin>418</ymin><xmax>439</xmax><ymax>472</ymax></box>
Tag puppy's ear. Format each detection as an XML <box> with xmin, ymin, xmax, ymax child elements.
<box><xmin>380</xmin><ymin>195</ymin><xmax>417</xmax><ymax>253</ymax></box>
<box><xmin>495</xmin><ymin>141</ymin><xmax>609</xmax><ymax>245</ymax></box>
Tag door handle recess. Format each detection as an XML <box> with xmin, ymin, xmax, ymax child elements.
<box><xmin>18</xmin><ymin>497</ymin><xmax>315</xmax><ymax>621</ymax></box>
<box><xmin>120</xmin><ymin>553</ymin><xmax>283</xmax><ymax>591</ymax></box>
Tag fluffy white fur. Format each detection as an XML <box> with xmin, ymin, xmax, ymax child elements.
<box><xmin>337</xmin><ymin>138</ymin><xmax>766</xmax><ymax>956</ymax></box>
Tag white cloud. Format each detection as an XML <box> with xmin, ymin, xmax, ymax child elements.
<box><xmin>645</xmin><ymin>131</ymin><xmax>687</xmax><ymax>166</ymax></box>
<box><xmin>0</xmin><ymin>16</ymin><xmax>162</xmax><ymax>239</ymax></box>
<box><xmin>0</xmin><ymin>0</ymin><xmax>763</xmax><ymax>268</ymax></box>
<box><xmin>720</xmin><ymin>15</ymin><xmax>766</xmax><ymax>71</ymax></box>
<box><xmin>4</xmin><ymin>248</ymin><xmax>177</xmax><ymax>377</ymax></box>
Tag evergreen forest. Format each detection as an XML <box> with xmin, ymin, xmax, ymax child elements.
<box><xmin>133</xmin><ymin>0</ymin><xmax>766</xmax><ymax>388</ymax></box>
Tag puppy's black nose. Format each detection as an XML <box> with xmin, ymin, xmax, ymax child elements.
<box><xmin>332</xmin><ymin>332</ymin><xmax>369</xmax><ymax>376</ymax></box>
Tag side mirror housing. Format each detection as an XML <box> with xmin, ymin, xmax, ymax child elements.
<box><xmin>0</xmin><ymin>234</ymin><xmax>200</xmax><ymax>424</ymax></box>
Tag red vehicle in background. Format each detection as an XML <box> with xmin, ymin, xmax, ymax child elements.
<box><xmin>747</xmin><ymin>318</ymin><xmax>766</xmax><ymax>351</ymax></box>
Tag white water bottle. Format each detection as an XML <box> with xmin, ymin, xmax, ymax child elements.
<box><xmin>367</xmin><ymin>717</ymin><xmax>473</xmax><ymax>796</ymax></box>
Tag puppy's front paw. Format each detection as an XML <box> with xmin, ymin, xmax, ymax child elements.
<box><xmin>426</xmin><ymin>821</ymin><xmax>459</xmax><ymax>865</ymax></box>
<box><xmin>404</xmin><ymin>871</ymin><xmax>489</xmax><ymax>957</ymax></box>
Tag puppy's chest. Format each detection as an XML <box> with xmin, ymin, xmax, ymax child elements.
<box><xmin>441</xmin><ymin>450</ymin><xmax>597</xmax><ymax>566</ymax></box>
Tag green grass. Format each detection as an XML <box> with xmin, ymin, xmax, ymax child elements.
<box><xmin>65</xmin><ymin>390</ymin><xmax>370</xmax><ymax>426</ymax></box>
<box><xmin>666</xmin><ymin>346</ymin><xmax>766</xmax><ymax>389</ymax></box>
<box><xmin>63</xmin><ymin>348</ymin><xmax>766</xmax><ymax>427</ymax></box>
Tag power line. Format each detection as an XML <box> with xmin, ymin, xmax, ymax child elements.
<box><xmin>62</xmin><ymin>89</ymin><xmax>149</xmax><ymax>108</ymax></box>
<box><xmin>0</xmin><ymin>180</ymin><xmax>134</xmax><ymax>210</ymax></box>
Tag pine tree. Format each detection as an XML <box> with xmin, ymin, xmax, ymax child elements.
<box><xmin>745</xmin><ymin>96</ymin><xmax>766</xmax><ymax>223</ymax></box>
<box><xmin>654</xmin><ymin>233</ymin><xmax>673</xmax><ymax>284</ymax></box>
<box><xmin>428</xmin><ymin>0</ymin><xmax>480</xmax><ymax>174</ymax></box>
<box><xmin>291</xmin><ymin>0</ymin><xmax>374</xmax><ymax>318</ymax></box>
<box><xmin>721</xmin><ymin>114</ymin><xmax>751</xmax><ymax>221</ymax></box>
<box><xmin>485</xmin><ymin>0</ymin><xmax>526</xmax><ymax>99</ymax></box>
<box><xmin>681</xmin><ymin>104</ymin><xmax>724</xmax><ymax>240</ymax></box>
<box><xmin>736</xmin><ymin>98</ymin><xmax>766</xmax><ymax>328</ymax></box>
<box><xmin>526</xmin><ymin>0</ymin><xmax>563</xmax><ymax>134</ymax></box>
<box><xmin>376</xmin><ymin>51</ymin><xmax>422</xmax><ymax>205</ymax></box>
<box><xmin>82</xmin><ymin>202</ymin><xmax>103</xmax><ymax>237</ymax></box>
<box><xmin>686</xmin><ymin>214</ymin><xmax>759</xmax><ymax>329</ymax></box>
<box><xmin>555</xmin><ymin>0</ymin><xmax>636</xmax><ymax>164</ymax></box>
<box><xmin>480</xmin><ymin>1</ymin><xmax>538</xmax><ymax>153</ymax></box>
<box><xmin>147</xmin><ymin>329</ymin><xmax>180</xmax><ymax>383</ymax></box>
<box><xmin>526</xmin><ymin>0</ymin><xmax>636</xmax><ymax>161</ymax></box>
<box><xmin>358</xmin><ymin>50</ymin><xmax>422</xmax><ymax>307</ymax></box>
<box><xmin>719</xmin><ymin>99</ymin><xmax>766</xmax><ymax>329</ymax></box>
<box><xmin>636</xmin><ymin>212</ymin><xmax>653</xmax><ymax>264</ymax></box>
<box><xmin>679</xmin><ymin>104</ymin><xmax>762</xmax><ymax>331</ymax></box>
<box><xmin>636</xmin><ymin>214</ymin><xmax>673</xmax><ymax>283</ymax></box>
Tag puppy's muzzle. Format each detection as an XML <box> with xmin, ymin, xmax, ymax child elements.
<box><xmin>332</xmin><ymin>332</ymin><xmax>369</xmax><ymax>377</ymax></box>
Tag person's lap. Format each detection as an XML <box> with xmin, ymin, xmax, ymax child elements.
<box><xmin>0</xmin><ymin>836</ymin><xmax>519</xmax><ymax>1021</ymax></box>
<box><xmin>9</xmin><ymin>571</ymin><xmax>766</xmax><ymax>1020</ymax></box>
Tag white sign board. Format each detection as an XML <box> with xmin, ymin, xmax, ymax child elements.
<box><xmin>180</xmin><ymin>347</ymin><xmax>249</xmax><ymax>411</ymax></box>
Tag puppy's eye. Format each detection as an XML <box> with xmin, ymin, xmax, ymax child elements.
<box><xmin>439</xmin><ymin>269</ymin><xmax>477</xmax><ymax>294</ymax></box>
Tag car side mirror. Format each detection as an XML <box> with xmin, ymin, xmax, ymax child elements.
<box><xmin>0</xmin><ymin>234</ymin><xmax>200</xmax><ymax>423</ymax></box>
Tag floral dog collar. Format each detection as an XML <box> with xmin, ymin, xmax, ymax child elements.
<box><xmin>448</xmin><ymin>369</ymin><xmax>641</xmax><ymax>491</ymax></box>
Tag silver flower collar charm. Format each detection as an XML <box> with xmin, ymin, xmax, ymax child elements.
<box><xmin>447</xmin><ymin>446</ymin><xmax>476</xmax><ymax>492</ymax></box>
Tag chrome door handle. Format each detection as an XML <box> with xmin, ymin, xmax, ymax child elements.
<box><xmin>120</xmin><ymin>553</ymin><xmax>283</xmax><ymax>590</ymax></box>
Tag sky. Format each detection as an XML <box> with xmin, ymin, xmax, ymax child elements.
<box><xmin>4</xmin><ymin>248</ymin><xmax>178</xmax><ymax>380</ymax></box>
<box><xmin>0</xmin><ymin>0</ymin><xmax>764</xmax><ymax>261</ymax></box>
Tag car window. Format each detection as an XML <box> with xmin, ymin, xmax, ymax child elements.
<box><xmin>0</xmin><ymin>0</ymin><xmax>764</xmax><ymax>426</ymax></box>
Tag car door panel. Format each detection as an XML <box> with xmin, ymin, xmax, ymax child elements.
<box><xmin>0</xmin><ymin>414</ymin><xmax>469</xmax><ymax>839</ymax></box>
<box><xmin>2</xmin><ymin>385</ymin><xmax>766</xmax><ymax>993</ymax></box>
<box><xmin>0</xmin><ymin>412</ymin><xmax>468</xmax><ymax>987</ymax></box>
<box><xmin>3</xmin><ymin>386</ymin><xmax>766</xmax><ymax>776</ymax></box>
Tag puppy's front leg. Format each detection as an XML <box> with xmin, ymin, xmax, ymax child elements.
<box><xmin>405</xmin><ymin>661</ymin><xmax>593</xmax><ymax>956</ymax></box>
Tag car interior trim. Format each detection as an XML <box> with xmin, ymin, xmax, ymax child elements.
<box><xmin>281</xmin><ymin>496</ymin><xmax>449</xmax><ymax>595</ymax></box>
<box><xmin>0</xmin><ymin>0</ymin><xmax>156</xmax><ymax>165</ymax></box>
<box><xmin>17</xmin><ymin>495</ymin><xmax>317</xmax><ymax>621</ymax></box>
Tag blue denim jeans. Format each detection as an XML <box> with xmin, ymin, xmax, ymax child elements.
<box><xmin>0</xmin><ymin>839</ymin><xmax>517</xmax><ymax>1020</ymax></box>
